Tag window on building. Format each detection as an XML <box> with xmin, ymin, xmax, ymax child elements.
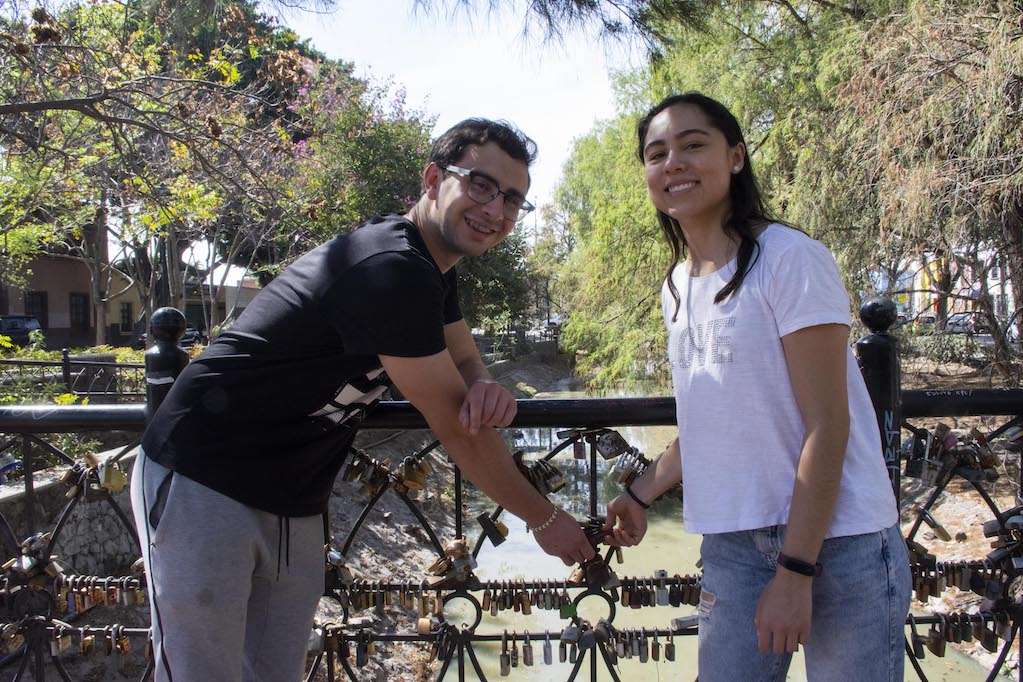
<box><xmin>24</xmin><ymin>291</ymin><xmax>48</xmax><ymax>328</ymax></box>
<box><xmin>120</xmin><ymin>302</ymin><xmax>134</xmax><ymax>332</ymax></box>
<box><xmin>69</xmin><ymin>293</ymin><xmax>90</xmax><ymax>329</ymax></box>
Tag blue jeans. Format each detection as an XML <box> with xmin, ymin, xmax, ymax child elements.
<box><xmin>697</xmin><ymin>523</ymin><xmax>911</xmax><ymax>681</ymax></box>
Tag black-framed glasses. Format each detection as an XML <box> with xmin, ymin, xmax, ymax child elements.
<box><xmin>443</xmin><ymin>165</ymin><xmax>535</xmax><ymax>222</ymax></box>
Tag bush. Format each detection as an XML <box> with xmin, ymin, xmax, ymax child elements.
<box><xmin>0</xmin><ymin>343</ymin><xmax>144</xmax><ymax>476</ymax></box>
<box><xmin>902</xmin><ymin>333</ymin><xmax>981</xmax><ymax>366</ymax></box>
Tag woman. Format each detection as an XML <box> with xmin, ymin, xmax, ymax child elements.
<box><xmin>605</xmin><ymin>93</ymin><xmax>911</xmax><ymax>680</ymax></box>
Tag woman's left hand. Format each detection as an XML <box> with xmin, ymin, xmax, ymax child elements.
<box><xmin>754</xmin><ymin>570</ymin><xmax>813</xmax><ymax>655</ymax></box>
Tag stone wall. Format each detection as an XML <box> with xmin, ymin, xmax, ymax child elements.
<box><xmin>0</xmin><ymin>448</ymin><xmax>139</xmax><ymax>576</ymax></box>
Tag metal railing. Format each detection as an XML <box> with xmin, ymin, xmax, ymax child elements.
<box><xmin>0</xmin><ymin>300</ymin><xmax>1020</xmax><ymax>681</ymax></box>
<box><xmin>0</xmin><ymin>351</ymin><xmax>146</xmax><ymax>401</ymax></box>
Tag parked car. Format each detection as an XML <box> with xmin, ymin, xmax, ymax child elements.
<box><xmin>132</xmin><ymin>326</ymin><xmax>207</xmax><ymax>350</ymax></box>
<box><xmin>913</xmin><ymin>312</ymin><xmax>938</xmax><ymax>331</ymax></box>
<box><xmin>945</xmin><ymin>311</ymin><xmax>990</xmax><ymax>335</ymax></box>
<box><xmin>0</xmin><ymin>315</ymin><xmax>42</xmax><ymax>347</ymax></box>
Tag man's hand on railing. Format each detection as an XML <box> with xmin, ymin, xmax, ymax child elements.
<box><xmin>458</xmin><ymin>379</ymin><xmax>517</xmax><ymax>435</ymax></box>
<box><xmin>604</xmin><ymin>494</ymin><xmax>649</xmax><ymax>547</ymax></box>
<box><xmin>532</xmin><ymin>509</ymin><xmax>595</xmax><ymax>565</ymax></box>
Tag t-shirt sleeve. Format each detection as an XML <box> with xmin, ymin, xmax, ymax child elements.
<box><xmin>443</xmin><ymin>267</ymin><xmax>463</xmax><ymax>325</ymax></box>
<box><xmin>325</xmin><ymin>251</ymin><xmax>449</xmax><ymax>357</ymax></box>
<box><xmin>765</xmin><ymin>236</ymin><xmax>851</xmax><ymax>337</ymax></box>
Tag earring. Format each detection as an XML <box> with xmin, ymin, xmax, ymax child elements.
<box><xmin>732</xmin><ymin>166</ymin><xmax>741</xmax><ymax>174</ymax></box>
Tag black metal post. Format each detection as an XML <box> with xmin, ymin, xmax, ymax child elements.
<box><xmin>60</xmin><ymin>349</ymin><xmax>71</xmax><ymax>392</ymax></box>
<box><xmin>855</xmin><ymin>297</ymin><xmax>902</xmax><ymax>505</ymax></box>
<box><xmin>22</xmin><ymin>436</ymin><xmax>33</xmax><ymax>535</ymax></box>
<box><xmin>144</xmin><ymin>307</ymin><xmax>190</xmax><ymax>423</ymax></box>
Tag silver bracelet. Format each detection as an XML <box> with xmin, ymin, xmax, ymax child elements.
<box><xmin>527</xmin><ymin>507</ymin><xmax>559</xmax><ymax>533</ymax></box>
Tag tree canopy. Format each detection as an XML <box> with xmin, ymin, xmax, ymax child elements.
<box><xmin>547</xmin><ymin>0</ymin><xmax>1023</xmax><ymax>386</ymax></box>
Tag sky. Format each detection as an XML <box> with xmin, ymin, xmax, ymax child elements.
<box><xmin>284</xmin><ymin>0</ymin><xmax>644</xmax><ymax>209</ymax></box>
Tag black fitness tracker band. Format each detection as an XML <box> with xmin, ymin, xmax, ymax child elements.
<box><xmin>776</xmin><ymin>552</ymin><xmax>823</xmax><ymax>577</ymax></box>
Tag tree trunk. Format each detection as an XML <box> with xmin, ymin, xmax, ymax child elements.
<box><xmin>1001</xmin><ymin>199</ymin><xmax>1023</xmax><ymax>333</ymax></box>
<box><xmin>81</xmin><ymin>190</ymin><xmax>110</xmax><ymax>346</ymax></box>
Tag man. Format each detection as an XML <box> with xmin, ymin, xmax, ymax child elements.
<box><xmin>131</xmin><ymin>118</ymin><xmax>595</xmax><ymax>681</ymax></box>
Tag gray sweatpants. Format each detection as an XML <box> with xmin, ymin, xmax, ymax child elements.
<box><xmin>130</xmin><ymin>449</ymin><xmax>325</xmax><ymax>682</ymax></box>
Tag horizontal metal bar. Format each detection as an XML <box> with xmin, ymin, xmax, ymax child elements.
<box><xmin>0</xmin><ymin>405</ymin><xmax>149</xmax><ymax>432</ymax></box>
<box><xmin>0</xmin><ymin>359</ymin><xmax>144</xmax><ymax>369</ymax></box>
<box><xmin>902</xmin><ymin>388</ymin><xmax>1023</xmax><ymax>417</ymax></box>
<box><xmin>1</xmin><ymin>389</ymin><xmax>1021</xmax><ymax>433</ymax></box>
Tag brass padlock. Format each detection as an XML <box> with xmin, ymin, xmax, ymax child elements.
<box><xmin>99</xmin><ymin>461</ymin><xmax>129</xmax><ymax>493</ymax></box>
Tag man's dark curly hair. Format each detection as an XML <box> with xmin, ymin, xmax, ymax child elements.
<box><xmin>428</xmin><ymin>119</ymin><xmax>538</xmax><ymax>177</ymax></box>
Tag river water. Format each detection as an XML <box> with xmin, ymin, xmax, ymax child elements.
<box><xmin>450</xmin><ymin>389</ymin><xmax>991</xmax><ymax>680</ymax></box>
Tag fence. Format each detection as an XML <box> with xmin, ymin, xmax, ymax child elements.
<box><xmin>0</xmin><ymin>300</ymin><xmax>1020</xmax><ymax>681</ymax></box>
<box><xmin>0</xmin><ymin>351</ymin><xmax>146</xmax><ymax>402</ymax></box>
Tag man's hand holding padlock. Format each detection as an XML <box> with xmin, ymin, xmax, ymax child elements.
<box><xmin>531</xmin><ymin>509</ymin><xmax>595</xmax><ymax>566</ymax></box>
<box><xmin>565</xmin><ymin>516</ymin><xmax>621</xmax><ymax>589</ymax></box>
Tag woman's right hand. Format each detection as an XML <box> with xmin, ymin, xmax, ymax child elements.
<box><xmin>605</xmin><ymin>494</ymin><xmax>649</xmax><ymax>547</ymax></box>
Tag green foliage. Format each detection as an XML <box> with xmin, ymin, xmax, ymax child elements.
<box><xmin>0</xmin><ymin>0</ymin><xmax>456</xmax><ymax>331</ymax></box>
<box><xmin>548</xmin><ymin>0</ymin><xmax>1023</xmax><ymax>384</ymax></box>
<box><xmin>550</xmin><ymin>116</ymin><xmax>670</xmax><ymax>387</ymax></box>
<box><xmin>0</xmin><ymin>381</ymin><xmax>99</xmax><ymax>475</ymax></box>
<box><xmin>458</xmin><ymin>230</ymin><xmax>533</xmax><ymax>328</ymax></box>
<box><xmin>25</xmin><ymin>328</ymin><xmax>45</xmax><ymax>352</ymax></box>
<box><xmin>274</xmin><ymin>69</ymin><xmax>434</xmax><ymax>259</ymax></box>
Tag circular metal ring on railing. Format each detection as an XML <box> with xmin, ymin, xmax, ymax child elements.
<box><xmin>441</xmin><ymin>589</ymin><xmax>482</xmax><ymax>632</ymax></box>
<box><xmin>326</xmin><ymin>591</ymin><xmax>351</xmax><ymax>625</ymax></box>
<box><xmin>572</xmin><ymin>588</ymin><xmax>616</xmax><ymax>623</ymax></box>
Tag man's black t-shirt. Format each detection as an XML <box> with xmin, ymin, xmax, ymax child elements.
<box><xmin>141</xmin><ymin>214</ymin><xmax>461</xmax><ymax>516</ymax></box>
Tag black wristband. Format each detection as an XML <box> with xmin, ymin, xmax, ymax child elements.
<box><xmin>626</xmin><ymin>486</ymin><xmax>650</xmax><ymax>509</ymax></box>
<box><xmin>776</xmin><ymin>552</ymin><xmax>823</xmax><ymax>577</ymax></box>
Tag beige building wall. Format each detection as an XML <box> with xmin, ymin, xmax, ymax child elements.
<box><xmin>4</xmin><ymin>254</ymin><xmax>92</xmax><ymax>347</ymax></box>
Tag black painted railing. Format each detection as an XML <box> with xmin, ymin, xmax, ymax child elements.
<box><xmin>0</xmin><ymin>301</ymin><xmax>1020</xmax><ymax>682</ymax></box>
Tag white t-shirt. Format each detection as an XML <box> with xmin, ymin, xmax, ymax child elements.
<box><xmin>663</xmin><ymin>224</ymin><xmax>898</xmax><ymax>537</ymax></box>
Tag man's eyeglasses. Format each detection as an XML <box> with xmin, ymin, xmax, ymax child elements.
<box><xmin>443</xmin><ymin>165</ymin><xmax>535</xmax><ymax>222</ymax></box>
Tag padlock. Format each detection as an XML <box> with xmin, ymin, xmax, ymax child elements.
<box><xmin>499</xmin><ymin>631</ymin><xmax>511</xmax><ymax>676</ymax></box>
<box><xmin>477</xmin><ymin>512</ymin><xmax>509</xmax><ymax>547</ymax></box>
<box><xmin>573</xmin><ymin>440</ymin><xmax>586</xmax><ymax>459</ymax></box>
<box><xmin>655</xmin><ymin>569</ymin><xmax>670</xmax><ymax>605</ymax></box>
<box><xmin>594</xmin><ymin>430</ymin><xmax>631</xmax><ymax>459</ymax></box>
<box><xmin>99</xmin><ymin>461</ymin><xmax>129</xmax><ymax>493</ymax></box>
<box><xmin>925</xmin><ymin>615</ymin><xmax>946</xmax><ymax>657</ymax></box>
<box><xmin>971</xmin><ymin>427</ymin><xmax>1000</xmax><ymax>469</ymax></box>
<box><xmin>578</xmin><ymin>626</ymin><xmax>596</xmax><ymax>652</ymax></box>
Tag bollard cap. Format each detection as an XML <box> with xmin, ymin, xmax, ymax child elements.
<box><xmin>859</xmin><ymin>298</ymin><xmax>897</xmax><ymax>334</ymax></box>
<box><xmin>150</xmin><ymin>307</ymin><xmax>186</xmax><ymax>343</ymax></box>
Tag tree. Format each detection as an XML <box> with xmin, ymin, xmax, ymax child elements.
<box><xmin>457</xmin><ymin>230</ymin><xmax>533</xmax><ymax>330</ymax></box>
<box><xmin>793</xmin><ymin>0</ymin><xmax>1023</xmax><ymax>371</ymax></box>
<box><xmin>1</xmin><ymin>0</ymin><xmax>437</xmax><ymax>337</ymax></box>
<box><xmin>549</xmin><ymin>115</ymin><xmax>670</xmax><ymax>387</ymax></box>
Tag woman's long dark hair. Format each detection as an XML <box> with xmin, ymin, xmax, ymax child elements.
<box><xmin>637</xmin><ymin>93</ymin><xmax>775</xmax><ymax>321</ymax></box>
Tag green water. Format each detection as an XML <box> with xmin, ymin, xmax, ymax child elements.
<box><xmin>448</xmin><ymin>410</ymin><xmax>993</xmax><ymax>680</ymax></box>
